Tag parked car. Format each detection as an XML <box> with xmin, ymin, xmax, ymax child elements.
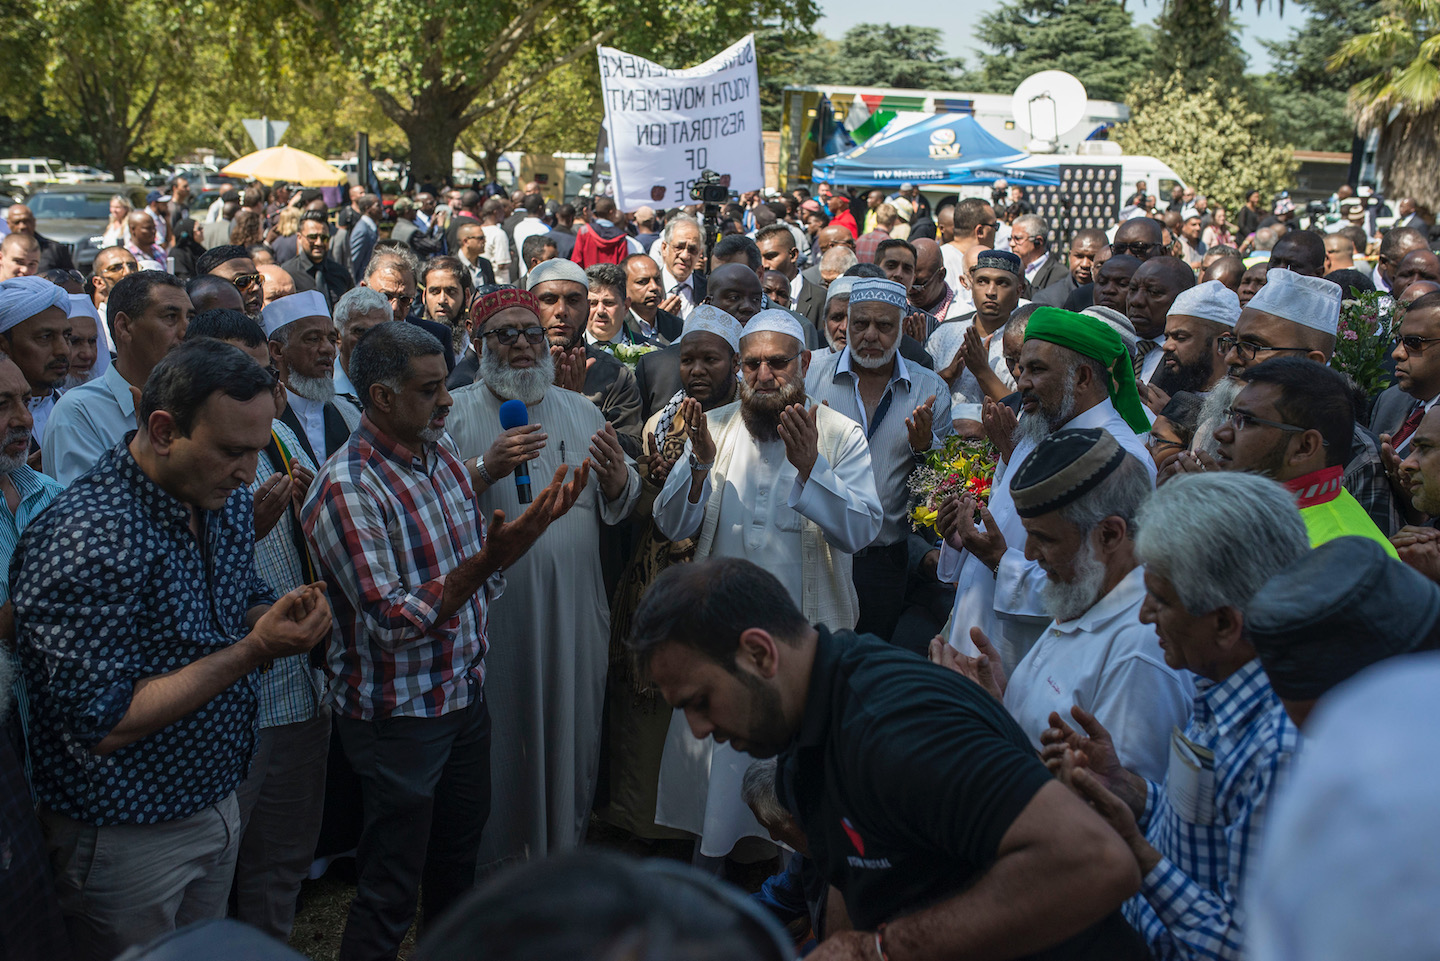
<box><xmin>0</xmin><ymin>158</ymin><xmax>66</xmax><ymax>189</ymax></box>
<box><xmin>54</xmin><ymin>164</ymin><xmax>110</xmax><ymax>184</ymax></box>
<box><xmin>25</xmin><ymin>182</ymin><xmax>148</xmax><ymax>274</ymax></box>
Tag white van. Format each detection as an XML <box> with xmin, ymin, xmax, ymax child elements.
<box><xmin>0</xmin><ymin>158</ymin><xmax>65</xmax><ymax>188</ymax></box>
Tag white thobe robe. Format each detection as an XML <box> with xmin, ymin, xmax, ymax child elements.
<box><xmin>445</xmin><ymin>383</ymin><xmax>640</xmax><ymax>869</ymax></box>
<box><xmin>1002</xmin><ymin>566</ymin><xmax>1195</xmax><ymax>782</ymax></box>
<box><xmin>926</xmin><ymin>318</ymin><xmax>1015</xmax><ymax>423</ymax></box>
<box><xmin>939</xmin><ymin>397</ymin><xmax>1155</xmax><ymax>675</ymax></box>
<box><xmin>651</xmin><ymin>405</ymin><xmax>881</xmax><ymax>857</ymax></box>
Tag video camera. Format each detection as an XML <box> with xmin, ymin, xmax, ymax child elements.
<box><xmin>1306</xmin><ymin>199</ymin><xmax>1329</xmax><ymax>230</ymax></box>
<box><xmin>689</xmin><ymin>169</ymin><xmax>729</xmax><ymax>205</ymax></box>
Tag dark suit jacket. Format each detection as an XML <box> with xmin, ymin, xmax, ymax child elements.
<box><xmin>1034</xmin><ymin>274</ymin><xmax>1078</xmax><ymax>308</ymax></box>
<box><xmin>583</xmin><ymin>345</ymin><xmax>644</xmax><ymax>456</ymax></box>
<box><xmin>909</xmin><ymin>215</ymin><xmax>936</xmax><ymax>244</ymax></box>
<box><xmin>1028</xmin><ymin>254</ymin><xmax>1067</xmax><ymax>295</ymax></box>
<box><xmin>793</xmin><ymin>276</ymin><xmax>827</xmax><ymax>327</ymax></box>
<box><xmin>636</xmin><ymin>344</ymin><xmax>684</xmax><ymax>421</ymax></box>
<box><xmin>1064</xmin><ymin>282</ymin><xmax>1096</xmax><ymax>312</ymax></box>
<box><xmin>390</xmin><ymin>218</ymin><xmax>419</xmax><ymax>247</ymax></box>
<box><xmin>802</xmin><ymin>265</ymin><xmax>825</xmax><ymax>288</ymax></box>
<box><xmin>642</xmin><ymin>308</ymin><xmax>683</xmax><ymax>344</ymax></box>
<box><xmin>280</xmin><ymin>400</ymin><xmax>354</xmax><ymax>466</ymax></box>
<box><xmin>448</xmin><ymin>346</ymin><xmax>479</xmax><ymax>389</ymax></box>
<box><xmin>283</xmin><ymin>254</ymin><xmax>355</xmax><ymax>312</ymax></box>
<box><xmin>1371</xmin><ymin>384</ymin><xmax>1421</xmax><ymax>440</ymax></box>
<box><xmin>36</xmin><ymin>233</ymin><xmax>75</xmax><ymax>273</ymax></box>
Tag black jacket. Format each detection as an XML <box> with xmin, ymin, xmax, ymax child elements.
<box><xmin>448</xmin><ymin>347</ymin><xmax>479</xmax><ymax>389</ymax></box>
<box><xmin>283</xmin><ymin>254</ymin><xmax>355</xmax><ymax>311</ymax></box>
<box><xmin>1027</xmin><ymin>254</ymin><xmax>1068</xmax><ymax>294</ymax></box>
<box><xmin>36</xmin><ymin>233</ymin><xmax>75</xmax><ymax>273</ymax></box>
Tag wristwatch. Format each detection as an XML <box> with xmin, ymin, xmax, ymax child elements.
<box><xmin>689</xmin><ymin>453</ymin><xmax>714</xmax><ymax>472</ymax></box>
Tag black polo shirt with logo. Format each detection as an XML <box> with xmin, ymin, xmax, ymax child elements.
<box><xmin>776</xmin><ymin>627</ymin><xmax>1145</xmax><ymax>960</ymax></box>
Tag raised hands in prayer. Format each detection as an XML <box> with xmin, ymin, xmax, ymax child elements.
<box><xmin>981</xmin><ymin>398</ymin><xmax>1018</xmax><ymax>463</ymax></box>
<box><xmin>644</xmin><ymin>430</ymin><xmax>677</xmax><ymax>487</ymax></box>
<box><xmin>905</xmin><ymin>395</ymin><xmax>937</xmax><ymax>453</ymax></box>
<box><xmin>778</xmin><ymin>402</ymin><xmax>821</xmax><ymax>482</ymax></box>
<box><xmin>903</xmin><ymin>311</ymin><xmax>928</xmax><ymax>344</ymax></box>
<box><xmin>927</xmin><ymin>627</ymin><xmax>1007</xmax><ymax>700</ymax></box>
<box><xmin>679</xmin><ymin>397</ymin><xmax>717</xmax><ymax>464</ymax></box>
<box><xmin>252</xmin><ymin>582</ymin><xmax>333</xmax><ymax>660</ymax></box>
<box><xmin>937</xmin><ymin>492</ymin><xmax>1007</xmax><ymax>571</ymax></box>
<box><xmin>550</xmin><ymin>343</ymin><xmax>590</xmax><ymax>393</ymax></box>
<box><xmin>253</xmin><ymin>472</ymin><xmax>295</xmax><ymax>539</ymax></box>
<box><xmin>588</xmin><ymin>421</ymin><xmax>630</xmax><ymax>500</ymax></box>
<box><xmin>482</xmin><ymin>463</ymin><xmax>591</xmax><ymax>571</ymax></box>
<box><xmin>482</xmin><ymin>422</ymin><xmax>548</xmax><ymax>485</ymax></box>
<box><xmin>1040</xmin><ymin>706</ymin><xmax>1147</xmax><ymax>820</ymax></box>
<box><xmin>1392</xmin><ymin>525</ymin><xmax>1440</xmax><ymax>583</ymax></box>
<box><xmin>1157</xmin><ymin>447</ymin><xmax>1219</xmax><ymax>486</ymax></box>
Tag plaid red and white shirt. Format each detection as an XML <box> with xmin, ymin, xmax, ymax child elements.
<box><xmin>302</xmin><ymin>416</ymin><xmax>498</xmax><ymax>720</ymax></box>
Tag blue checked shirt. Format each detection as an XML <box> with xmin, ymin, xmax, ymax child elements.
<box><xmin>1124</xmin><ymin>658</ymin><xmax>1301</xmax><ymax>960</ymax></box>
<box><xmin>250</xmin><ymin>420</ymin><xmax>323</xmax><ymax>729</ymax></box>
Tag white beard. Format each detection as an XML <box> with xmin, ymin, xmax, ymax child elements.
<box><xmin>1015</xmin><ymin>376</ymin><xmax>1078</xmax><ymax>448</ymax></box>
<box><xmin>851</xmin><ymin>341</ymin><xmax>899</xmax><ymax>369</ymax></box>
<box><xmin>1041</xmin><ymin>536</ymin><xmax>1107</xmax><ymax>622</ymax></box>
<box><xmin>61</xmin><ymin>369</ymin><xmax>98</xmax><ymax>390</ymax></box>
<box><xmin>287</xmin><ymin>372</ymin><xmax>336</xmax><ymax>404</ymax></box>
<box><xmin>1193</xmin><ymin>378</ymin><xmax>1244</xmax><ymax>456</ymax></box>
<box><xmin>480</xmin><ymin>346</ymin><xmax>555</xmax><ymax>406</ymax></box>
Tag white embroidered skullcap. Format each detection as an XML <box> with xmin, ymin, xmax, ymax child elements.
<box><xmin>849</xmin><ymin>277</ymin><xmax>908</xmax><ymax>310</ymax></box>
<box><xmin>0</xmin><ymin>276</ymin><xmax>68</xmax><ymax>334</ymax></box>
<box><xmin>1168</xmin><ymin>279</ymin><xmax>1241</xmax><ymax>328</ymax></box>
<box><xmin>681</xmin><ymin>304</ymin><xmax>742</xmax><ymax>353</ymax></box>
<box><xmin>740</xmin><ymin>308</ymin><xmax>806</xmax><ymax>348</ymax></box>
<box><xmin>1245</xmin><ymin>268</ymin><xmax>1342</xmax><ymax>335</ymax></box>
<box><xmin>825</xmin><ymin>276</ymin><xmax>858</xmax><ymax>305</ymax></box>
<box><xmin>66</xmin><ymin>293</ymin><xmax>111</xmax><ymax>376</ymax></box>
<box><xmin>260</xmin><ymin>289</ymin><xmax>329</xmax><ymax>339</ymax></box>
<box><xmin>525</xmin><ymin>259</ymin><xmax>588</xmax><ymax>291</ymax></box>
<box><xmin>1082</xmin><ymin>306</ymin><xmax>1138</xmax><ymax>356</ymax></box>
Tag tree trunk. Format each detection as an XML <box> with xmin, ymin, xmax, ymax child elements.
<box><xmin>1379</xmin><ymin>108</ymin><xmax>1440</xmax><ymax>213</ymax></box>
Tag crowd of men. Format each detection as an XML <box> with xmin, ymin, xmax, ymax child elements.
<box><xmin>0</xmin><ymin>169</ymin><xmax>1436</xmax><ymax>961</ymax></box>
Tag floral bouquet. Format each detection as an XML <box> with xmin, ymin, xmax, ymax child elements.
<box><xmin>606</xmin><ymin>342</ymin><xmax>661</xmax><ymax>370</ymax></box>
<box><xmin>1332</xmin><ymin>288</ymin><xmax>1395</xmax><ymax>396</ymax></box>
<box><xmin>907</xmin><ymin>435</ymin><xmax>998</xmax><ymax>537</ymax></box>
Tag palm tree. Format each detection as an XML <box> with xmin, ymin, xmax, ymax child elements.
<box><xmin>1331</xmin><ymin>0</ymin><xmax>1440</xmax><ymax>210</ymax></box>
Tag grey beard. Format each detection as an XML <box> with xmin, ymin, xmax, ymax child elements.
<box><xmin>1194</xmin><ymin>378</ymin><xmax>1244</xmax><ymax>456</ymax></box>
<box><xmin>61</xmin><ymin>369</ymin><xmax>98</xmax><ymax>390</ymax></box>
<box><xmin>479</xmin><ymin>346</ymin><xmax>555</xmax><ymax>405</ymax></box>
<box><xmin>288</xmin><ymin>372</ymin><xmax>336</xmax><ymax>404</ymax></box>
<box><xmin>1041</xmin><ymin>536</ymin><xmax>1107</xmax><ymax>622</ymax></box>
<box><xmin>0</xmin><ymin>427</ymin><xmax>31</xmax><ymax>476</ymax></box>
<box><xmin>1014</xmin><ymin>376</ymin><xmax>1078</xmax><ymax>448</ymax></box>
<box><xmin>851</xmin><ymin>341</ymin><xmax>899</xmax><ymax>369</ymax></box>
<box><xmin>738</xmin><ymin>378</ymin><xmax>806</xmax><ymax>442</ymax></box>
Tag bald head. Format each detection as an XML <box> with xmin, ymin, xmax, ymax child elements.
<box><xmin>912</xmin><ymin>237</ymin><xmax>943</xmax><ymax>274</ymax></box>
<box><xmin>1202</xmin><ymin>255</ymin><xmax>1246</xmax><ymax>291</ymax></box>
<box><xmin>1395</xmin><ymin>249</ymin><xmax>1440</xmax><ymax>301</ymax></box>
<box><xmin>1269</xmin><ymin>230</ymin><xmax>1327</xmax><ymax>277</ymax></box>
<box><xmin>1127</xmin><ymin>256</ymin><xmax>1197</xmax><ymax>337</ymax></box>
<box><xmin>816</xmin><ymin>224</ymin><xmax>855</xmax><ymax>253</ymax></box>
<box><xmin>259</xmin><ymin>263</ymin><xmax>297</xmax><ymax>305</ymax></box>
<box><xmin>126</xmin><ymin>209</ymin><xmax>157</xmax><ymax>249</ymax></box>
<box><xmin>187</xmin><ymin>273</ymin><xmax>245</xmax><ymax>314</ymax></box>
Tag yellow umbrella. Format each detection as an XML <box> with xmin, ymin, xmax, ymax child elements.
<box><xmin>219</xmin><ymin>145</ymin><xmax>347</xmax><ymax>187</ymax></box>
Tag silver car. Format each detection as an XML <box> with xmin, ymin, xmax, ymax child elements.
<box><xmin>24</xmin><ymin>183</ymin><xmax>148</xmax><ymax>274</ymax></box>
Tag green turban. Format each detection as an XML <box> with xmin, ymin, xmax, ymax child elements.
<box><xmin>1023</xmin><ymin>307</ymin><xmax>1152</xmax><ymax>434</ymax></box>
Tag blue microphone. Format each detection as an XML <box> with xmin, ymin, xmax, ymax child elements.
<box><xmin>497</xmin><ymin>399</ymin><xmax>532</xmax><ymax>504</ymax></box>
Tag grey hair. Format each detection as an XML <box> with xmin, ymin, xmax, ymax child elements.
<box><xmin>820</xmin><ymin>246</ymin><xmax>858</xmax><ymax>275</ymax></box>
<box><xmin>1051</xmin><ymin>342</ymin><xmax>1109</xmax><ymax>388</ymax></box>
<box><xmin>1134</xmin><ymin>472</ymin><xmax>1309</xmax><ymax>614</ymax></box>
<box><xmin>366</xmin><ymin>245</ymin><xmax>421</xmax><ymax>282</ymax></box>
<box><xmin>1253</xmin><ymin>227</ymin><xmax>1278</xmax><ymax>251</ymax></box>
<box><xmin>333</xmin><ymin>286</ymin><xmax>393</xmax><ymax>335</ymax></box>
<box><xmin>1057</xmin><ymin>451</ymin><xmax>1153</xmax><ymax>532</ymax></box>
<box><xmin>349</xmin><ymin>321</ymin><xmax>444</xmax><ymax>410</ymax></box>
<box><xmin>586</xmin><ymin>262</ymin><xmax>628</xmax><ymax>303</ymax></box>
<box><xmin>740</xmin><ymin>758</ymin><xmax>788</xmax><ymax>829</ymax></box>
<box><xmin>1013</xmin><ymin>214</ymin><xmax>1049</xmax><ymax>247</ymax></box>
<box><xmin>661</xmin><ymin>213</ymin><xmax>701</xmax><ymax>245</ymax></box>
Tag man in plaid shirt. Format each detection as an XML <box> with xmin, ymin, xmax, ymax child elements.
<box><xmin>302</xmin><ymin>321</ymin><xmax>587</xmax><ymax>961</ymax></box>
<box><xmin>1041</xmin><ymin>473</ymin><xmax>1308</xmax><ymax>961</ymax></box>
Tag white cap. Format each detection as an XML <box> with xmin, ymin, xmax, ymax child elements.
<box><xmin>891</xmin><ymin>197</ymin><xmax>914</xmax><ymax>223</ymax></box>
<box><xmin>849</xmin><ymin>277</ymin><xmax>907</xmax><ymax>310</ymax></box>
<box><xmin>1168</xmin><ymin>280</ymin><xmax>1241</xmax><ymax>328</ymax></box>
<box><xmin>66</xmin><ymin>293</ymin><xmax>100</xmax><ymax>323</ymax></box>
<box><xmin>0</xmin><ymin>276</ymin><xmax>69</xmax><ymax>334</ymax></box>
<box><xmin>1248</xmin><ymin>652</ymin><xmax>1440</xmax><ymax>961</ymax></box>
<box><xmin>1082</xmin><ymin>306</ymin><xmax>1137</xmax><ymax>356</ymax></box>
<box><xmin>260</xmin><ymin>289</ymin><xmax>329</xmax><ymax>339</ymax></box>
<box><xmin>526</xmin><ymin>259</ymin><xmax>588</xmax><ymax>291</ymax></box>
<box><xmin>1246</xmin><ymin>268</ymin><xmax>1342</xmax><ymax>335</ymax></box>
<box><xmin>681</xmin><ymin>304</ymin><xmax>742</xmax><ymax>353</ymax></box>
<box><xmin>740</xmin><ymin>308</ymin><xmax>806</xmax><ymax>348</ymax></box>
<box><xmin>825</xmin><ymin>276</ymin><xmax>857</xmax><ymax>305</ymax></box>
<box><xmin>66</xmin><ymin>293</ymin><xmax>110</xmax><ymax>376</ymax></box>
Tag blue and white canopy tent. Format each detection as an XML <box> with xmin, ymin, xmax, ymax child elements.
<box><xmin>810</xmin><ymin>113</ymin><xmax>1059</xmax><ymax>188</ymax></box>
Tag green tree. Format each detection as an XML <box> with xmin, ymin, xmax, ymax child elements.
<box><xmin>1114</xmin><ymin>72</ymin><xmax>1296</xmax><ymax>211</ymax></box>
<box><xmin>459</xmin><ymin>59</ymin><xmax>603</xmax><ymax>181</ymax></box>
<box><xmin>1256</xmin><ymin>0</ymin><xmax>1379</xmax><ymax>150</ymax></box>
<box><xmin>1331</xmin><ymin>0</ymin><xmax>1440</xmax><ymax>210</ymax></box>
<box><xmin>1150</xmin><ymin>0</ymin><xmax>1250</xmax><ymax>93</ymax></box>
<box><xmin>757</xmin><ymin>28</ymin><xmax>840</xmax><ymax>130</ymax></box>
<box><xmin>293</xmin><ymin>0</ymin><xmax>819</xmax><ymax>187</ymax></box>
<box><xmin>831</xmin><ymin>24</ymin><xmax>966</xmax><ymax>88</ymax></box>
<box><xmin>968</xmin><ymin>0</ymin><xmax>1145</xmax><ymax>102</ymax></box>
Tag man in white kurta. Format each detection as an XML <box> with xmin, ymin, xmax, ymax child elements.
<box><xmin>652</xmin><ymin>310</ymin><xmax>882</xmax><ymax>858</ymax></box>
<box><xmin>991</xmin><ymin>429</ymin><xmax>1191</xmax><ymax>782</ymax></box>
<box><xmin>939</xmin><ymin>308</ymin><xmax>1156</xmax><ymax>676</ymax></box>
<box><xmin>444</xmin><ymin>287</ymin><xmax>641</xmax><ymax>871</ymax></box>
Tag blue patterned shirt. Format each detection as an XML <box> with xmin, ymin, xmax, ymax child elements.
<box><xmin>13</xmin><ymin>439</ymin><xmax>276</xmax><ymax>825</ymax></box>
<box><xmin>1125</xmin><ymin>658</ymin><xmax>1301</xmax><ymax>960</ymax></box>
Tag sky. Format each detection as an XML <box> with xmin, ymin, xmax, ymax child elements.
<box><xmin>813</xmin><ymin>0</ymin><xmax>1304</xmax><ymax>78</ymax></box>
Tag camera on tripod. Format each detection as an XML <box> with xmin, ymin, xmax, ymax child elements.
<box><xmin>689</xmin><ymin>169</ymin><xmax>729</xmax><ymax>205</ymax></box>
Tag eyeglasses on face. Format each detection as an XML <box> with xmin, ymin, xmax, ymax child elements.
<box><xmin>1398</xmin><ymin>334</ymin><xmax>1440</xmax><ymax>354</ymax></box>
<box><xmin>1110</xmin><ymin>241</ymin><xmax>1161</xmax><ymax>257</ymax></box>
<box><xmin>381</xmin><ymin>292</ymin><xmax>414</xmax><ymax>314</ymax></box>
<box><xmin>741</xmin><ymin>353</ymin><xmax>799</xmax><ymax>373</ymax></box>
<box><xmin>483</xmin><ymin>325</ymin><xmax>546</xmax><ymax>346</ymax></box>
<box><xmin>1223</xmin><ymin>406</ymin><xmax>1326</xmax><ymax>443</ymax></box>
<box><xmin>231</xmin><ymin>272</ymin><xmax>265</xmax><ymax>291</ymax></box>
<box><xmin>1216</xmin><ymin>335</ymin><xmax>1312</xmax><ymax>363</ymax></box>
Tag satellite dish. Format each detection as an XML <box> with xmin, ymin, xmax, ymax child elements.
<box><xmin>1012</xmin><ymin>71</ymin><xmax>1088</xmax><ymax>154</ymax></box>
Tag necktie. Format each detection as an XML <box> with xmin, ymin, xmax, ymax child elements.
<box><xmin>1134</xmin><ymin>340</ymin><xmax>1159</xmax><ymax>379</ymax></box>
<box><xmin>1392</xmin><ymin>401</ymin><xmax>1427</xmax><ymax>449</ymax></box>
